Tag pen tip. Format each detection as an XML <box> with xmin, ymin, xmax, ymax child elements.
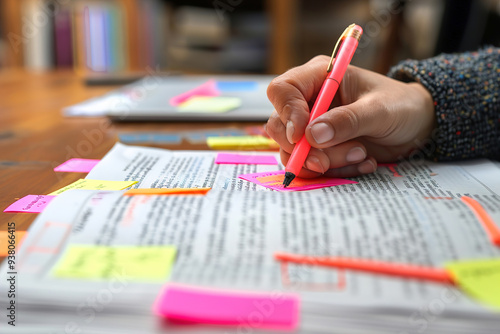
<box><xmin>283</xmin><ymin>172</ymin><xmax>296</xmax><ymax>188</ymax></box>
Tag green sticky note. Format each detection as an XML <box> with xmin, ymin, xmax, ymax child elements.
<box><xmin>177</xmin><ymin>96</ymin><xmax>242</xmax><ymax>113</ymax></box>
<box><xmin>446</xmin><ymin>259</ymin><xmax>500</xmax><ymax>310</ymax></box>
<box><xmin>49</xmin><ymin>179</ymin><xmax>138</xmax><ymax>195</ymax></box>
<box><xmin>53</xmin><ymin>245</ymin><xmax>177</xmax><ymax>281</ymax></box>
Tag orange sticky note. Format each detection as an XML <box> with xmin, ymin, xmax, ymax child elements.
<box><xmin>0</xmin><ymin>231</ymin><xmax>27</xmax><ymax>256</ymax></box>
<box><xmin>124</xmin><ymin>188</ymin><xmax>211</xmax><ymax>196</ymax></box>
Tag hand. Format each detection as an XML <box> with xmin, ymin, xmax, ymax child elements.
<box><xmin>265</xmin><ymin>55</ymin><xmax>436</xmax><ymax>178</ymax></box>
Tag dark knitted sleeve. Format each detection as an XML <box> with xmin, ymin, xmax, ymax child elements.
<box><xmin>387</xmin><ymin>47</ymin><xmax>500</xmax><ymax>161</ymax></box>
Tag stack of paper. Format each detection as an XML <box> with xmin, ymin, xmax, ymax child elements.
<box><xmin>1</xmin><ymin>143</ymin><xmax>500</xmax><ymax>333</ymax></box>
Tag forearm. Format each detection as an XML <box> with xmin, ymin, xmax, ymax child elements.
<box><xmin>388</xmin><ymin>47</ymin><xmax>500</xmax><ymax>161</ymax></box>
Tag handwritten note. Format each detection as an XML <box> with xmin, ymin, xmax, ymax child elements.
<box><xmin>178</xmin><ymin>96</ymin><xmax>241</xmax><ymax>113</ymax></box>
<box><xmin>0</xmin><ymin>231</ymin><xmax>27</xmax><ymax>256</ymax></box>
<box><xmin>124</xmin><ymin>188</ymin><xmax>211</xmax><ymax>196</ymax></box>
<box><xmin>239</xmin><ymin>170</ymin><xmax>357</xmax><ymax>192</ymax></box>
<box><xmin>53</xmin><ymin>158</ymin><xmax>100</xmax><ymax>173</ymax></box>
<box><xmin>207</xmin><ymin>136</ymin><xmax>279</xmax><ymax>150</ymax></box>
<box><xmin>446</xmin><ymin>259</ymin><xmax>500</xmax><ymax>310</ymax></box>
<box><xmin>215</xmin><ymin>153</ymin><xmax>278</xmax><ymax>165</ymax></box>
<box><xmin>154</xmin><ymin>284</ymin><xmax>300</xmax><ymax>331</ymax></box>
<box><xmin>4</xmin><ymin>195</ymin><xmax>55</xmax><ymax>213</ymax></box>
<box><xmin>170</xmin><ymin>80</ymin><xmax>219</xmax><ymax>106</ymax></box>
<box><xmin>48</xmin><ymin>179</ymin><xmax>137</xmax><ymax>195</ymax></box>
<box><xmin>53</xmin><ymin>245</ymin><xmax>177</xmax><ymax>281</ymax></box>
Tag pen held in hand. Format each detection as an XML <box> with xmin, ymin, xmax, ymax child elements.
<box><xmin>283</xmin><ymin>24</ymin><xmax>363</xmax><ymax>187</ymax></box>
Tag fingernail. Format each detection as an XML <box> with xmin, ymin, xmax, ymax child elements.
<box><xmin>305</xmin><ymin>156</ymin><xmax>325</xmax><ymax>174</ymax></box>
<box><xmin>346</xmin><ymin>147</ymin><xmax>366</xmax><ymax>163</ymax></box>
<box><xmin>286</xmin><ymin>120</ymin><xmax>295</xmax><ymax>144</ymax></box>
<box><xmin>358</xmin><ymin>160</ymin><xmax>376</xmax><ymax>174</ymax></box>
<box><xmin>311</xmin><ymin>123</ymin><xmax>334</xmax><ymax>144</ymax></box>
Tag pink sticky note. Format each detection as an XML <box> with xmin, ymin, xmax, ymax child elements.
<box><xmin>215</xmin><ymin>153</ymin><xmax>278</xmax><ymax>165</ymax></box>
<box><xmin>170</xmin><ymin>80</ymin><xmax>220</xmax><ymax>106</ymax></box>
<box><xmin>239</xmin><ymin>170</ymin><xmax>357</xmax><ymax>192</ymax></box>
<box><xmin>4</xmin><ymin>195</ymin><xmax>56</xmax><ymax>213</ymax></box>
<box><xmin>54</xmin><ymin>158</ymin><xmax>100</xmax><ymax>173</ymax></box>
<box><xmin>154</xmin><ymin>284</ymin><xmax>299</xmax><ymax>331</ymax></box>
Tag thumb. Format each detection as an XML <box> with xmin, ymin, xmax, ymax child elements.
<box><xmin>305</xmin><ymin>96</ymin><xmax>387</xmax><ymax>148</ymax></box>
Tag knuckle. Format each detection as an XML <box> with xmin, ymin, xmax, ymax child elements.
<box><xmin>265</xmin><ymin>115</ymin><xmax>282</xmax><ymax>138</ymax></box>
<box><xmin>310</xmin><ymin>55</ymin><xmax>330</xmax><ymax>65</ymax></box>
<box><xmin>266</xmin><ymin>78</ymin><xmax>288</xmax><ymax>103</ymax></box>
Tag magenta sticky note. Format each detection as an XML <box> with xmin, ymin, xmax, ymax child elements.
<box><xmin>170</xmin><ymin>80</ymin><xmax>220</xmax><ymax>106</ymax></box>
<box><xmin>154</xmin><ymin>284</ymin><xmax>300</xmax><ymax>331</ymax></box>
<box><xmin>4</xmin><ymin>195</ymin><xmax>56</xmax><ymax>213</ymax></box>
<box><xmin>239</xmin><ymin>170</ymin><xmax>357</xmax><ymax>192</ymax></box>
<box><xmin>54</xmin><ymin>158</ymin><xmax>100</xmax><ymax>173</ymax></box>
<box><xmin>215</xmin><ymin>153</ymin><xmax>278</xmax><ymax>165</ymax></box>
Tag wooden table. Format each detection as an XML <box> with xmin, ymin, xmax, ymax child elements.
<box><xmin>0</xmin><ymin>70</ymin><xmax>264</xmax><ymax>235</ymax></box>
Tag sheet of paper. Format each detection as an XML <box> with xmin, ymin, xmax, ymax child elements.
<box><xmin>215</xmin><ymin>153</ymin><xmax>278</xmax><ymax>165</ymax></box>
<box><xmin>86</xmin><ymin>143</ymin><xmax>282</xmax><ymax>191</ymax></box>
<box><xmin>4</xmin><ymin>195</ymin><xmax>55</xmax><ymax>213</ymax></box>
<box><xmin>6</xmin><ymin>188</ymin><xmax>500</xmax><ymax>318</ymax></box>
<box><xmin>446</xmin><ymin>259</ymin><xmax>500</xmax><ymax>310</ymax></box>
<box><xmin>48</xmin><ymin>179</ymin><xmax>138</xmax><ymax>195</ymax></box>
<box><xmin>86</xmin><ymin>143</ymin><xmax>500</xmax><ymax>197</ymax></box>
<box><xmin>53</xmin><ymin>245</ymin><xmax>176</xmax><ymax>281</ymax></box>
<box><xmin>207</xmin><ymin>136</ymin><xmax>279</xmax><ymax>150</ymax></box>
<box><xmin>0</xmin><ymin>231</ymin><xmax>27</xmax><ymax>256</ymax></box>
<box><xmin>169</xmin><ymin>80</ymin><xmax>219</xmax><ymax>106</ymax></box>
<box><xmin>239</xmin><ymin>170</ymin><xmax>357</xmax><ymax>192</ymax></box>
<box><xmin>53</xmin><ymin>158</ymin><xmax>100</xmax><ymax>173</ymax></box>
<box><xmin>177</xmin><ymin>96</ymin><xmax>242</xmax><ymax>113</ymax></box>
<box><xmin>154</xmin><ymin>284</ymin><xmax>299</xmax><ymax>330</ymax></box>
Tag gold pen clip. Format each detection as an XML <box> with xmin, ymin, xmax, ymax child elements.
<box><xmin>327</xmin><ymin>23</ymin><xmax>356</xmax><ymax>72</ymax></box>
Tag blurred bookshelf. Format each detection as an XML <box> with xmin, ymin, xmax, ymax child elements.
<box><xmin>1</xmin><ymin>0</ymin><xmax>499</xmax><ymax>75</ymax></box>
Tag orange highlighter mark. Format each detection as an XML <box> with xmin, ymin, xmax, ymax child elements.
<box><xmin>378</xmin><ymin>163</ymin><xmax>402</xmax><ymax>177</ymax></box>
<box><xmin>256</xmin><ymin>175</ymin><xmax>336</xmax><ymax>188</ymax></box>
<box><xmin>274</xmin><ymin>252</ymin><xmax>453</xmax><ymax>285</ymax></box>
<box><xmin>461</xmin><ymin>196</ymin><xmax>500</xmax><ymax>247</ymax></box>
<box><xmin>124</xmin><ymin>188</ymin><xmax>211</xmax><ymax>196</ymax></box>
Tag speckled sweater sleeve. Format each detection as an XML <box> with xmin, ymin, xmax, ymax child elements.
<box><xmin>387</xmin><ymin>47</ymin><xmax>500</xmax><ymax>161</ymax></box>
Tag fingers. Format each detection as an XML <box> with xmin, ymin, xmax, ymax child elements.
<box><xmin>278</xmin><ymin>140</ymin><xmax>377</xmax><ymax>178</ymax></box>
<box><xmin>323</xmin><ymin>157</ymin><xmax>377</xmax><ymax>178</ymax></box>
<box><xmin>305</xmin><ymin>94</ymin><xmax>387</xmax><ymax>148</ymax></box>
<box><xmin>266</xmin><ymin>110</ymin><xmax>295</xmax><ymax>153</ymax></box>
<box><xmin>267</xmin><ymin>55</ymin><xmax>330</xmax><ymax>144</ymax></box>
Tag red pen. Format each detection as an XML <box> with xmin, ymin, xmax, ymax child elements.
<box><xmin>283</xmin><ymin>24</ymin><xmax>363</xmax><ymax>187</ymax></box>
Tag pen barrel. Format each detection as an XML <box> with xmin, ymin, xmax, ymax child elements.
<box><xmin>284</xmin><ymin>29</ymin><xmax>360</xmax><ymax>177</ymax></box>
<box><xmin>328</xmin><ymin>35</ymin><xmax>359</xmax><ymax>84</ymax></box>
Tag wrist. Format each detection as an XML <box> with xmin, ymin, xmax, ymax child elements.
<box><xmin>408</xmin><ymin>82</ymin><xmax>436</xmax><ymax>141</ymax></box>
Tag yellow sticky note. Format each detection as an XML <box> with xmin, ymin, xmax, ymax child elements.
<box><xmin>207</xmin><ymin>136</ymin><xmax>279</xmax><ymax>150</ymax></box>
<box><xmin>48</xmin><ymin>179</ymin><xmax>138</xmax><ymax>195</ymax></box>
<box><xmin>446</xmin><ymin>259</ymin><xmax>500</xmax><ymax>310</ymax></box>
<box><xmin>0</xmin><ymin>231</ymin><xmax>27</xmax><ymax>257</ymax></box>
<box><xmin>178</xmin><ymin>96</ymin><xmax>242</xmax><ymax>113</ymax></box>
<box><xmin>53</xmin><ymin>245</ymin><xmax>177</xmax><ymax>281</ymax></box>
